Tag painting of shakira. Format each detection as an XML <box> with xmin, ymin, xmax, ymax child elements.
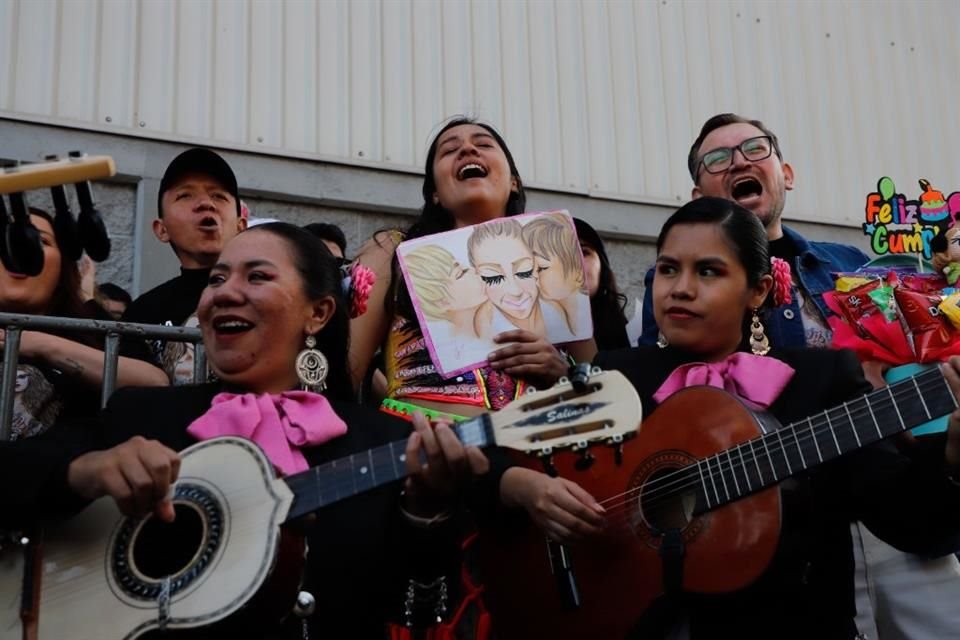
<box><xmin>397</xmin><ymin>210</ymin><xmax>592</xmax><ymax>377</ymax></box>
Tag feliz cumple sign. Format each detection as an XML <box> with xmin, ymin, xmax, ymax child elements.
<box><xmin>863</xmin><ymin>177</ymin><xmax>960</xmax><ymax>258</ymax></box>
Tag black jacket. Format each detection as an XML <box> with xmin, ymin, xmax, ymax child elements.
<box><xmin>594</xmin><ymin>345</ymin><xmax>960</xmax><ymax>639</ymax></box>
<box><xmin>7</xmin><ymin>383</ymin><xmax>461</xmax><ymax>640</ymax></box>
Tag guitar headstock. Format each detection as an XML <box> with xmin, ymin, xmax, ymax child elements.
<box><xmin>488</xmin><ymin>368</ymin><xmax>641</xmax><ymax>455</ymax></box>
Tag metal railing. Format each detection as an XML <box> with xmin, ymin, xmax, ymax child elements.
<box><xmin>0</xmin><ymin>312</ymin><xmax>204</xmax><ymax>441</ymax></box>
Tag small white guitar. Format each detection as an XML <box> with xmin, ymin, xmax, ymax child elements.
<box><xmin>0</xmin><ymin>369</ymin><xmax>640</xmax><ymax>639</ymax></box>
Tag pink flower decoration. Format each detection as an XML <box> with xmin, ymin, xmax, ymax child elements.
<box><xmin>349</xmin><ymin>263</ymin><xmax>376</xmax><ymax>318</ymax></box>
<box><xmin>770</xmin><ymin>257</ymin><xmax>792</xmax><ymax>306</ymax></box>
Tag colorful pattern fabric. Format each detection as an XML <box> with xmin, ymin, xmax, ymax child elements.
<box><xmin>383</xmin><ymin>316</ymin><xmax>523</xmax><ymax>411</ymax></box>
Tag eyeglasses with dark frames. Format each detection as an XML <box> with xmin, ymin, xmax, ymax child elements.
<box><xmin>697</xmin><ymin>135</ymin><xmax>775</xmax><ymax>176</ymax></box>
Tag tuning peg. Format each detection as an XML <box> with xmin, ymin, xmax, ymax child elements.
<box><xmin>49</xmin><ymin>162</ymin><xmax>83</xmax><ymax>260</ymax></box>
<box><xmin>569</xmin><ymin>362</ymin><xmax>593</xmax><ymax>392</ymax></box>
<box><xmin>74</xmin><ymin>177</ymin><xmax>111</xmax><ymax>262</ymax></box>
<box><xmin>574</xmin><ymin>449</ymin><xmax>595</xmax><ymax>471</ymax></box>
<box><xmin>2</xmin><ymin>192</ymin><xmax>45</xmax><ymax>276</ymax></box>
<box><xmin>539</xmin><ymin>451</ymin><xmax>559</xmax><ymax>477</ymax></box>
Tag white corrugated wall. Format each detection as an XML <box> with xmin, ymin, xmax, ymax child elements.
<box><xmin>1</xmin><ymin>0</ymin><xmax>958</xmax><ymax>226</ymax></box>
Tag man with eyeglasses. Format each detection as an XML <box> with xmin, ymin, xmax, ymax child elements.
<box><xmin>640</xmin><ymin>113</ymin><xmax>960</xmax><ymax>640</ymax></box>
<box><xmin>641</xmin><ymin>113</ymin><xmax>868</xmax><ymax>349</ymax></box>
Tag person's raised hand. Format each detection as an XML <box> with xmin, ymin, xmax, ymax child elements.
<box><xmin>488</xmin><ymin>329</ymin><xmax>568</xmax><ymax>387</ymax></box>
<box><xmin>499</xmin><ymin>467</ymin><xmax>606</xmax><ymax>544</ymax></box>
<box><xmin>67</xmin><ymin>436</ymin><xmax>181</xmax><ymax>522</ymax></box>
<box><xmin>403</xmin><ymin>411</ymin><xmax>489</xmax><ymax>516</ymax></box>
<box><xmin>941</xmin><ymin>356</ymin><xmax>960</xmax><ymax>468</ymax></box>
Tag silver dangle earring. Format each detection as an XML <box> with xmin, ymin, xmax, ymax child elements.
<box><xmin>749</xmin><ymin>309</ymin><xmax>770</xmax><ymax>356</ymax></box>
<box><xmin>656</xmin><ymin>332</ymin><xmax>669</xmax><ymax>349</ymax></box>
<box><xmin>296</xmin><ymin>335</ymin><xmax>329</xmax><ymax>392</ymax></box>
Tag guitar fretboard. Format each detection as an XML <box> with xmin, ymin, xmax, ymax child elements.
<box><xmin>686</xmin><ymin>367</ymin><xmax>957</xmax><ymax>515</ymax></box>
<box><xmin>283</xmin><ymin>414</ymin><xmax>493</xmax><ymax>520</ymax></box>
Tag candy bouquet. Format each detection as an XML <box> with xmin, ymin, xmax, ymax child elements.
<box><xmin>824</xmin><ymin>270</ymin><xmax>960</xmax><ymax>366</ymax></box>
<box><xmin>828</xmin><ymin>176</ymin><xmax>960</xmax><ymax>433</ymax></box>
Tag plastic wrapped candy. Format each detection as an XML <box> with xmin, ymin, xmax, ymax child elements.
<box><xmin>825</xmin><ymin>272</ymin><xmax>914</xmax><ymax>365</ymax></box>
<box><xmin>938</xmin><ymin>292</ymin><xmax>960</xmax><ymax>331</ymax></box>
<box><xmin>835</xmin><ymin>275</ymin><xmax>876</xmax><ymax>293</ymax></box>
<box><xmin>832</xmin><ymin>280</ymin><xmax>882</xmax><ymax>337</ymax></box>
<box><xmin>868</xmin><ymin>285</ymin><xmax>898</xmax><ymax>322</ymax></box>
<box><xmin>894</xmin><ymin>288</ymin><xmax>960</xmax><ymax>362</ymax></box>
<box><xmin>899</xmin><ymin>272</ymin><xmax>949</xmax><ymax>294</ymax></box>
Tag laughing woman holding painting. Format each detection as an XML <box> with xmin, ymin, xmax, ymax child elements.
<box><xmin>351</xmin><ymin>117</ymin><xmax>598</xmax><ymax>637</ymax></box>
<box><xmin>352</xmin><ymin>117</ymin><xmax>595</xmax><ymax>420</ymax></box>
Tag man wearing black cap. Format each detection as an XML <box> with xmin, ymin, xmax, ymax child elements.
<box><xmin>122</xmin><ymin>148</ymin><xmax>246</xmax><ymax>383</ymax></box>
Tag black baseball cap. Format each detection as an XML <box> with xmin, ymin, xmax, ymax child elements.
<box><xmin>157</xmin><ymin>148</ymin><xmax>240</xmax><ymax>217</ymax></box>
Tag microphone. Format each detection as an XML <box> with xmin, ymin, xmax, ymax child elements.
<box><xmin>74</xmin><ymin>175</ymin><xmax>111</xmax><ymax>262</ymax></box>
<box><xmin>2</xmin><ymin>193</ymin><xmax>45</xmax><ymax>276</ymax></box>
<box><xmin>50</xmin><ymin>184</ymin><xmax>83</xmax><ymax>261</ymax></box>
<box><xmin>46</xmin><ymin>154</ymin><xmax>83</xmax><ymax>261</ymax></box>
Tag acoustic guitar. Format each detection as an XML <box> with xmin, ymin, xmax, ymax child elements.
<box><xmin>479</xmin><ymin>365</ymin><xmax>959</xmax><ymax>639</ymax></box>
<box><xmin>0</xmin><ymin>369</ymin><xmax>640</xmax><ymax>640</ymax></box>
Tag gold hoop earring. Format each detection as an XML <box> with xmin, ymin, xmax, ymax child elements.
<box><xmin>296</xmin><ymin>335</ymin><xmax>329</xmax><ymax>392</ymax></box>
<box><xmin>656</xmin><ymin>332</ymin><xmax>668</xmax><ymax>349</ymax></box>
<box><xmin>749</xmin><ymin>309</ymin><xmax>770</xmax><ymax>356</ymax></box>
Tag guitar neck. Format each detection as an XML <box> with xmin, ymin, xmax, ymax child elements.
<box><xmin>282</xmin><ymin>414</ymin><xmax>494</xmax><ymax>520</ymax></box>
<box><xmin>693</xmin><ymin>367</ymin><xmax>957</xmax><ymax>514</ymax></box>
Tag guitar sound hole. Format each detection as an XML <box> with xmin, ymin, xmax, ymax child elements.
<box><xmin>640</xmin><ymin>467</ymin><xmax>696</xmax><ymax>532</ymax></box>
<box><xmin>132</xmin><ymin>504</ymin><xmax>204</xmax><ymax>580</ymax></box>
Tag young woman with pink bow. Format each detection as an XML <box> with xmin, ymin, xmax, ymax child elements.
<box><xmin>593</xmin><ymin>197</ymin><xmax>960</xmax><ymax>638</ymax></box>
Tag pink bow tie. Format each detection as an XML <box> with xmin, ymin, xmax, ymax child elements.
<box><xmin>653</xmin><ymin>352</ymin><xmax>795</xmax><ymax>411</ymax></box>
<box><xmin>187</xmin><ymin>390</ymin><xmax>347</xmax><ymax>475</ymax></box>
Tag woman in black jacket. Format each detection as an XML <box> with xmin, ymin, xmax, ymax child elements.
<box><xmin>11</xmin><ymin>222</ymin><xmax>485</xmax><ymax>639</ymax></box>
<box><xmin>593</xmin><ymin>198</ymin><xmax>960</xmax><ymax>638</ymax></box>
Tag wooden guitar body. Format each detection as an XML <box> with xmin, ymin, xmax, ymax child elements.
<box><xmin>479</xmin><ymin>387</ymin><xmax>782</xmax><ymax>639</ymax></box>
<box><xmin>0</xmin><ymin>437</ymin><xmax>296</xmax><ymax>640</ymax></box>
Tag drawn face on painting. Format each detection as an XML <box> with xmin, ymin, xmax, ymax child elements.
<box><xmin>446</xmin><ymin>262</ymin><xmax>485</xmax><ymax>312</ymax></box>
<box><xmin>534</xmin><ymin>254</ymin><xmax>579</xmax><ymax>301</ymax></box>
<box><xmin>472</xmin><ymin>235</ymin><xmax>539</xmax><ymax>320</ymax></box>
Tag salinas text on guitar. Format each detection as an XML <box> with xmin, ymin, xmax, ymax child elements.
<box><xmin>479</xmin><ymin>365</ymin><xmax>959</xmax><ymax>639</ymax></box>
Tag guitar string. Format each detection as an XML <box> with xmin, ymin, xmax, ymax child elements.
<box><xmin>595</xmin><ymin>378</ymin><xmax>948</xmax><ymax>535</ymax></box>
<box><xmin>289</xmin><ymin>371</ymin><xmax>948</xmax><ymax>527</ymax></box>
<box><xmin>592</xmin><ymin>372</ymin><xmax>949</xmax><ymax>526</ymax></box>
<box><xmin>597</xmin><ymin>372</ymin><xmax>945</xmax><ymax>518</ymax></box>
<box><xmin>599</xmin><ymin>370</ymin><xmax>945</xmax><ymax>507</ymax></box>
<box><xmin>595</xmin><ymin>376</ymin><xmax>951</xmax><ymax>536</ymax></box>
